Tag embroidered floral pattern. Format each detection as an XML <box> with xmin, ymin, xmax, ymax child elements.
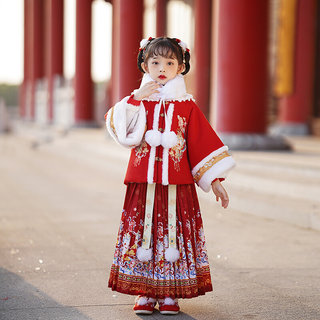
<box><xmin>134</xmin><ymin>139</ymin><xmax>149</xmax><ymax>166</ymax></box>
<box><xmin>108</xmin><ymin>183</ymin><xmax>213</xmax><ymax>299</ymax></box>
<box><xmin>169</xmin><ymin>115</ymin><xmax>187</xmax><ymax>171</ymax></box>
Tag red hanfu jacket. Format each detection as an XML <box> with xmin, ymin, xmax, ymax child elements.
<box><xmin>106</xmin><ymin>74</ymin><xmax>235</xmax><ymax>192</ymax></box>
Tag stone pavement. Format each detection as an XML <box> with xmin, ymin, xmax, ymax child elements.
<box><xmin>0</xmin><ymin>126</ymin><xmax>320</xmax><ymax>320</ymax></box>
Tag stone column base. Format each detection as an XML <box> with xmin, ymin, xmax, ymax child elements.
<box><xmin>72</xmin><ymin>120</ymin><xmax>100</xmax><ymax>128</ymax></box>
<box><xmin>219</xmin><ymin>133</ymin><xmax>291</xmax><ymax>151</ymax></box>
<box><xmin>269</xmin><ymin>123</ymin><xmax>310</xmax><ymax>136</ymax></box>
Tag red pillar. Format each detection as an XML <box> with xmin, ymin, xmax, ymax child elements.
<box><xmin>30</xmin><ymin>0</ymin><xmax>45</xmax><ymax>120</ymax></box>
<box><xmin>194</xmin><ymin>0</ymin><xmax>211</xmax><ymax>118</ymax></box>
<box><xmin>156</xmin><ymin>0</ymin><xmax>167</xmax><ymax>37</ymax></box>
<box><xmin>112</xmin><ymin>0</ymin><xmax>143</xmax><ymax>105</ymax></box>
<box><xmin>211</xmin><ymin>0</ymin><xmax>269</xmax><ymax>134</ymax></box>
<box><xmin>21</xmin><ymin>0</ymin><xmax>31</xmax><ymax>118</ymax></box>
<box><xmin>75</xmin><ymin>0</ymin><xmax>93</xmax><ymax>124</ymax></box>
<box><xmin>45</xmin><ymin>0</ymin><xmax>64</xmax><ymax>121</ymax></box>
<box><xmin>277</xmin><ymin>0</ymin><xmax>317</xmax><ymax>133</ymax></box>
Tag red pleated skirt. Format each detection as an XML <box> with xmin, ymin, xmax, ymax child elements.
<box><xmin>108</xmin><ymin>183</ymin><xmax>213</xmax><ymax>299</ymax></box>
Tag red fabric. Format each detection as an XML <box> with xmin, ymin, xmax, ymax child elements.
<box><xmin>158</xmin><ymin>300</ymin><xmax>180</xmax><ymax>313</ymax></box>
<box><xmin>133</xmin><ymin>297</ymin><xmax>155</xmax><ymax>313</ymax></box>
<box><xmin>127</xmin><ymin>94</ymin><xmax>141</xmax><ymax>106</ymax></box>
<box><xmin>186</xmin><ymin>103</ymin><xmax>224</xmax><ymax>168</ymax></box>
<box><xmin>124</xmin><ymin>100</ymin><xmax>224</xmax><ymax>185</ymax></box>
<box><xmin>108</xmin><ymin>183</ymin><xmax>213</xmax><ymax>299</ymax></box>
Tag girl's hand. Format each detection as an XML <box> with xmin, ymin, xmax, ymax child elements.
<box><xmin>211</xmin><ymin>179</ymin><xmax>229</xmax><ymax>209</ymax></box>
<box><xmin>133</xmin><ymin>81</ymin><xmax>161</xmax><ymax>100</ymax></box>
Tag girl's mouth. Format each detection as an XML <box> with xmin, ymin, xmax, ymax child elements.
<box><xmin>158</xmin><ymin>75</ymin><xmax>167</xmax><ymax>80</ymax></box>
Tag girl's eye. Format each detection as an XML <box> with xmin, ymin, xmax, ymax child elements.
<box><xmin>152</xmin><ymin>62</ymin><xmax>158</xmax><ymax>65</ymax></box>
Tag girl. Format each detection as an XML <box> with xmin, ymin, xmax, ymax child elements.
<box><xmin>105</xmin><ymin>37</ymin><xmax>235</xmax><ymax>315</ymax></box>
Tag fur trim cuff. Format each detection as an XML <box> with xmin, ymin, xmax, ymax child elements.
<box><xmin>106</xmin><ymin>96</ymin><xmax>146</xmax><ymax>148</ymax></box>
<box><xmin>192</xmin><ymin>146</ymin><xmax>228</xmax><ymax>176</ymax></box>
<box><xmin>197</xmin><ymin>156</ymin><xmax>236</xmax><ymax>192</ymax></box>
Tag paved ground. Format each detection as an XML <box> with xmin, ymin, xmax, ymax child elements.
<box><xmin>0</xmin><ymin>127</ymin><xmax>320</xmax><ymax>320</ymax></box>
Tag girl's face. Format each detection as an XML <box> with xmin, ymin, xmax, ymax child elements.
<box><xmin>143</xmin><ymin>55</ymin><xmax>184</xmax><ymax>85</ymax></box>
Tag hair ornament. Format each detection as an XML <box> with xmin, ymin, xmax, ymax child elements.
<box><xmin>139</xmin><ymin>37</ymin><xmax>153</xmax><ymax>51</ymax></box>
<box><xmin>174</xmin><ymin>38</ymin><xmax>189</xmax><ymax>53</ymax></box>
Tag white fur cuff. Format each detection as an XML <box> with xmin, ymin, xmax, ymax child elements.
<box><xmin>197</xmin><ymin>156</ymin><xmax>236</xmax><ymax>192</ymax></box>
<box><xmin>106</xmin><ymin>96</ymin><xmax>146</xmax><ymax>148</ymax></box>
<box><xmin>192</xmin><ymin>146</ymin><xmax>228</xmax><ymax>176</ymax></box>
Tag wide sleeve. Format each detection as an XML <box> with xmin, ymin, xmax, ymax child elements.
<box><xmin>105</xmin><ymin>95</ymin><xmax>146</xmax><ymax>148</ymax></box>
<box><xmin>186</xmin><ymin>103</ymin><xmax>236</xmax><ymax>192</ymax></box>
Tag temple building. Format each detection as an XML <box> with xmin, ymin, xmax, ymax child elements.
<box><xmin>20</xmin><ymin>0</ymin><xmax>320</xmax><ymax>149</ymax></box>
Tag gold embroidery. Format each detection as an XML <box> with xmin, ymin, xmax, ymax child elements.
<box><xmin>169</xmin><ymin>115</ymin><xmax>187</xmax><ymax>171</ymax></box>
<box><xmin>134</xmin><ymin>139</ymin><xmax>149</xmax><ymax>166</ymax></box>
<box><xmin>193</xmin><ymin>151</ymin><xmax>230</xmax><ymax>183</ymax></box>
<box><xmin>109</xmin><ymin>107</ymin><xmax>117</xmax><ymax>137</ymax></box>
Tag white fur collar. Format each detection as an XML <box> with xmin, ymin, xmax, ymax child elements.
<box><xmin>132</xmin><ymin>73</ymin><xmax>194</xmax><ymax>102</ymax></box>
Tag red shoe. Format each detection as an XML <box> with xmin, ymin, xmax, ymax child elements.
<box><xmin>158</xmin><ymin>297</ymin><xmax>180</xmax><ymax>315</ymax></box>
<box><xmin>133</xmin><ymin>296</ymin><xmax>156</xmax><ymax>314</ymax></box>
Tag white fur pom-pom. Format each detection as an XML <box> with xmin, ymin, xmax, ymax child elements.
<box><xmin>179</xmin><ymin>41</ymin><xmax>188</xmax><ymax>52</ymax></box>
<box><xmin>136</xmin><ymin>296</ymin><xmax>148</xmax><ymax>306</ymax></box>
<box><xmin>145</xmin><ymin>130</ymin><xmax>162</xmax><ymax>147</ymax></box>
<box><xmin>164</xmin><ymin>297</ymin><xmax>176</xmax><ymax>305</ymax></box>
<box><xmin>161</xmin><ymin>131</ymin><xmax>177</xmax><ymax>149</ymax></box>
<box><xmin>137</xmin><ymin>247</ymin><xmax>153</xmax><ymax>262</ymax></box>
<box><xmin>165</xmin><ymin>247</ymin><xmax>180</xmax><ymax>262</ymax></box>
<box><xmin>148</xmin><ymin>297</ymin><xmax>156</xmax><ymax>303</ymax></box>
<box><xmin>140</xmin><ymin>38</ymin><xmax>149</xmax><ymax>49</ymax></box>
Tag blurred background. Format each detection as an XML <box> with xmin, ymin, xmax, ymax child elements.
<box><xmin>1</xmin><ymin>0</ymin><xmax>320</xmax><ymax>147</ymax></box>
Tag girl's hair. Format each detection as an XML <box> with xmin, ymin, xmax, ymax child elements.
<box><xmin>137</xmin><ymin>37</ymin><xmax>190</xmax><ymax>75</ymax></box>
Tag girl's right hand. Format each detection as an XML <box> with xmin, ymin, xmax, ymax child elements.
<box><xmin>133</xmin><ymin>81</ymin><xmax>161</xmax><ymax>100</ymax></box>
<box><xmin>211</xmin><ymin>179</ymin><xmax>229</xmax><ymax>209</ymax></box>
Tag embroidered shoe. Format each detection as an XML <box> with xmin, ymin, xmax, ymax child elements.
<box><xmin>158</xmin><ymin>297</ymin><xmax>180</xmax><ymax>315</ymax></box>
<box><xmin>133</xmin><ymin>296</ymin><xmax>156</xmax><ymax>314</ymax></box>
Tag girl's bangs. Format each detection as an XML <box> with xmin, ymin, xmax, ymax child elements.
<box><xmin>148</xmin><ymin>44</ymin><xmax>177</xmax><ymax>60</ymax></box>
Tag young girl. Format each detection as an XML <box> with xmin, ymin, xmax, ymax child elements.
<box><xmin>105</xmin><ymin>37</ymin><xmax>235</xmax><ymax>315</ymax></box>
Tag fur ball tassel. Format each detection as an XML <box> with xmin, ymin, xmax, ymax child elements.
<box><xmin>136</xmin><ymin>296</ymin><xmax>148</xmax><ymax>305</ymax></box>
<box><xmin>145</xmin><ymin>130</ymin><xmax>162</xmax><ymax>147</ymax></box>
<box><xmin>137</xmin><ymin>247</ymin><xmax>153</xmax><ymax>262</ymax></box>
<box><xmin>161</xmin><ymin>131</ymin><xmax>177</xmax><ymax>149</ymax></box>
<box><xmin>163</xmin><ymin>297</ymin><xmax>176</xmax><ymax>305</ymax></box>
<box><xmin>165</xmin><ymin>247</ymin><xmax>180</xmax><ymax>262</ymax></box>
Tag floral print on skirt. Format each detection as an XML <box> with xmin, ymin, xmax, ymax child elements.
<box><xmin>108</xmin><ymin>182</ymin><xmax>213</xmax><ymax>299</ymax></box>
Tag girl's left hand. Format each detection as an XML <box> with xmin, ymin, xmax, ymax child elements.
<box><xmin>211</xmin><ymin>180</ymin><xmax>229</xmax><ymax>209</ymax></box>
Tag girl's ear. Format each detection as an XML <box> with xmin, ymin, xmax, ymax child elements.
<box><xmin>141</xmin><ymin>62</ymin><xmax>148</xmax><ymax>73</ymax></box>
<box><xmin>177</xmin><ymin>63</ymin><xmax>185</xmax><ymax>74</ymax></box>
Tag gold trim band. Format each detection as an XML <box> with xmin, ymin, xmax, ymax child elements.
<box><xmin>193</xmin><ymin>151</ymin><xmax>230</xmax><ymax>183</ymax></box>
<box><xmin>110</xmin><ymin>107</ymin><xmax>117</xmax><ymax>137</ymax></box>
